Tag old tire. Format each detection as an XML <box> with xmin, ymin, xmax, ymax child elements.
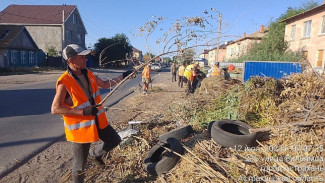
<box><xmin>143</xmin><ymin>138</ymin><xmax>184</xmax><ymax>176</ymax></box>
<box><xmin>211</xmin><ymin>120</ymin><xmax>257</xmax><ymax>148</ymax></box>
<box><xmin>159</xmin><ymin>125</ymin><xmax>194</xmax><ymax>143</ymax></box>
<box><xmin>207</xmin><ymin>121</ymin><xmax>215</xmax><ymax>134</ymax></box>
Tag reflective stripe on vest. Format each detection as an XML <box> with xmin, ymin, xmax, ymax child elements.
<box><xmin>64</xmin><ymin>108</ymin><xmax>105</xmax><ymax>131</ymax></box>
<box><xmin>65</xmin><ymin>119</ymin><xmax>96</xmax><ymax>130</ymax></box>
<box><xmin>74</xmin><ymin>101</ymin><xmax>91</xmax><ymax>109</ymax></box>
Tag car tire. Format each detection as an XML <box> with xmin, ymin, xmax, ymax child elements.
<box><xmin>143</xmin><ymin>138</ymin><xmax>184</xmax><ymax>176</ymax></box>
<box><xmin>210</xmin><ymin>120</ymin><xmax>257</xmax><ymax>148</ymax></box>
<box><xmin>207</xmin><ymin>121</ymin><xmax>215</xmax><ymax>135</ymax></box>
<box><xmin>159</xmin><ymin>125</ymin><xmax>194</xmax><ymax>143</ymax></box>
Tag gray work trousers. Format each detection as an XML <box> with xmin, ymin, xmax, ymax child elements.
<box><xmin>71</xmin><ymin>125</ymin><xmax>121</xmax><ymax>183</ymax></box>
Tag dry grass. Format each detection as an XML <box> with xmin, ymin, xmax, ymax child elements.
<box><xmin>68</xmin><ymin>70</ymin><xmax>324</xmax><ymax>183</ymax></box>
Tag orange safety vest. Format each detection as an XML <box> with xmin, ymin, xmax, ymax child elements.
<box><xmin>184</xmin><ymin>64</ymin><xmax>195</xmax><ymax>82</ymax></box>
<box><xmin>178</xmin><ymin>65</ymin><xmax>185</xmax><ymax>76</ymax></box>
<box><xmin>57</xmin><ymin>70</ymin><xmax>109</xmax><ymax>143</ymax></box>
<box><xmin>142</xmin><ymin>65</ymin><xmax>151</xmax><ymax>79</ymax></box>
<box><xmin>211</xmin><ymin>65</ymin><xmax>221</xmax><ymax>76</ymax></box>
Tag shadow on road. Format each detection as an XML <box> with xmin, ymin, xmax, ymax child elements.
<box><xmin>0</xmin><ymin>89</ymin><xmax>55</xmax><ymax>118</ymax></box>
<box><xmin>0</xmin><ymin>136</ymin><xmax>65</xmax><ymax>148</ymax></box>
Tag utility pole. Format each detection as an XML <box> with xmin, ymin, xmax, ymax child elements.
<box><xmin>215</xmin><ymin>13</ymin><xmax>222</xmax><ymax>65</ymax></box>
<box><xmin>61</xmin><ymin>9</ymin><xmax>65</xmax><ymax>69</ymax></box>
<box><xmin>62</xmin><ymin>9</ymin><xmax>65</xmax><ymax>52</ymax></box>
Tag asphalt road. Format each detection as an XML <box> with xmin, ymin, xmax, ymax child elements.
<box><xmin>0</xmin><ymin>68</ymin><xmax>143</xmax><ymax>177</ymax></box>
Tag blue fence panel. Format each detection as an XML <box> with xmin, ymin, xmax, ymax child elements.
<box><xmin>243</xmin><ymin>61</ymin><xmax>302</xmax><ymax>82</ymax></box>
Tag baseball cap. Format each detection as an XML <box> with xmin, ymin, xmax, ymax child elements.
<box><xmin>62</xmin><ymin>44</ymin><xmax>91</xmax><ymax>60</ymax></box>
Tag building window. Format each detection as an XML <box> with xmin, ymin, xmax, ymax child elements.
<box><xmin>303</xmin><ymin>20</ymin><xmax>312</xmax><ymax>38</ymax></box>
<box><xmin>317</xmin><ymin>50</ymin><xmax>324</xmax><ymax>67</ymax></box>
<box><xmin>0</xmin><ymin>30</ymin><xmax>11</xmax><ymax>40</ymax></box>
<box><xmin>11</xmin><ymin>50</ymin><xmax>17</xmax><ymax>64</ymax></box>
<box><xmin>77</xmin><ymin>34</ymin><xmax>81</xmax><ymax>44</ymax></box>
<box><xmin>291</xmin><ymin>25</ymin><xmax>296</xmax><ymax>40</ymax></box>
<box><xmin>73</xmin><ymin>14</ymin><xmax>76</xmax><ymax>24</ymax></box>
<box><xmin>321</xmin><ymin>16</ymin><xmax>325</xmax><ymax>34</ymax></box>
<box><xmin>21</xmin><ymin>51</ymin><xmax>26</xmax><ymax>64</ymax></box>
<box><xmin>29</xmin><ymin>52</ymin><xmax>35</xmax><ymax>63</ymax></box>
<box><xmin>66</xmin><ymin>30</ymin><xmax>72</xmax><ymax>42</ymax></box>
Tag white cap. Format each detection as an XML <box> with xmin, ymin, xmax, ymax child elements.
<box><xmin>62</xmin><ymin>44</ymin><xmax>91</xmax><ymax>60</ymax></box>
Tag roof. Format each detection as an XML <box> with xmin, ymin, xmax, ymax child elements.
<box><xmin>201</xmin><ymin>49</ymin><xmax>209</xmax><ymax>54</ymax></box>
<box><xmin>280</xmin><ymin>4</ymin><xmax>325</xmax><ymax>24</ymax></box>
<box><xmin>0</xmin><ymin>4</ymin><xmax>76</xmax><ymax>24</ymax></box>
<box><xmin>0</xmin><ymin>24</ymin><xmax>38</xmax><ymax>49</ymax></box>
<box><xmin>227</xmin><ymin>28</ymin><xmax>268</xmax><ymax>46</ymax></box>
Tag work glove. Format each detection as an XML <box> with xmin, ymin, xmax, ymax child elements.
<box><xmin>123</xmin><ymin>70</ymin><xmax>136</xmax><ymax>79</ymax></box>
<box><xmin>83</xmin><ymin>106</ymin><xmax>98</xmax><ymax>116</ymax></box>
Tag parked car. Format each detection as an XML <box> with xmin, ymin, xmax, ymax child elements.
<box><xmin>151</xmin><ymin>63</ymin><xmax>162</xmax><ymax>71</ymax></box>
<box><xmin>161</xmin><ymin>63</ymin><xmax>168</xmax><ymax>68</ymax></box>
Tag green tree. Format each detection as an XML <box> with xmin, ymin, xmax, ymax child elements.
<box><xmin>230</xmin><ymin>0</ymin><xmax>319</xmax><ymax>62</ymax></box>
<box><xmin>143</xmin><ymin>52</ymin><xmax>155</xmax><ymax>62</ymax></box>
<box><xmin>182</xmin><ymin>49</ymin><xmax>195</xmax><ymax>65</ymax></box>
<box><xmin>47</xmin><ymin>46</ymin><xmax>58</xmax><ymax>57</ymax></box>
<box><xmin>163</xmin><ymin>57</ymin><xmax>172</xmax><ymax>63</ymax></box>
<box><xmin>172</xmin><ymin>49</ymin><xmax>195</xmax><ymax>64</ymax></box>
<box><xmin>94</xmin><ymin>33</ymin><xmax>132</xmax><ymax>67</ymax></box>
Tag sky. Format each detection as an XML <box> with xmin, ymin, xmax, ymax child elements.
<box><xmin>0</xmin><ymin>0</ymin><xmax>323</xmax><ymax>56</ymax></box>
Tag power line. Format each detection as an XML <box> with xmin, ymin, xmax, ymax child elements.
<box><xmin>82</xmin><ymin>16</ymin><xmax>111</xmax><ymax>37</ymax></box>
<box><xmin>85</xmin><ymin>34</ymin><xmax>98</xmax><ymax>42</ymax></box>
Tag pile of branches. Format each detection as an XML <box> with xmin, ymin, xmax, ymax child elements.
<box><xmin>159</xmin><ymin>71</ymin><xmax>324</xmax><ymax>182</ymax></box>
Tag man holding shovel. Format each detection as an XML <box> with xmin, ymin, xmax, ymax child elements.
<box><xmin>51</xmin><ymin>44</ymin><xmax>132</xmax><ymax>183</ymax></box>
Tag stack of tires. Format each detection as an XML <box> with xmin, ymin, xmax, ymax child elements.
<box><xmin>143</xmin><ymin>125</ymin><xmax>194</xmax><ymax>176</ymax></box>
<box><xmin>142</xmin><ymin>120</ymin><xmax>257</xmax><ymax>176</ymax></box>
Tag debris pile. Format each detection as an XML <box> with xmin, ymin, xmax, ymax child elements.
<box><xmin>65</xmin><ymin>71</ymin><xmax>324</xmax><ymax>182</ymax></box>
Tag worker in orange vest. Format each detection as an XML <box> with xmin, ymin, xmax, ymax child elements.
<box><xmin>142</xmin><ymin>63</ymin><xmax>151</xmax><ymax>94</ymax></box>
<box><xmin>207</xmin><ymin>62</ymin><xmax>221</xmax><ymax>77</ymax></box>
<box><xmin>177</xmin><ymin>63</ymin><xmax>186</xmax><ymax>88</ymax></box>
<box><xmin>210</xmin><ymin>62</ymin><xmax>222</xmax><ymax>76</ymax></box>
<box><xmin>184</xmin><ymin>61</ymin><xmax>199</xmax><ymax>94</ymax></box>
<box><xmin>51</xmin><ymin>44</ymin><xmax>133</xmax><ymax>183</ymax></box>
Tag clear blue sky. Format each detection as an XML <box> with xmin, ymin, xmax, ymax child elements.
<box><xmin>0</xmin><ymin>0</ymin><xmax>323</xmax><ymax>56</ymax></box>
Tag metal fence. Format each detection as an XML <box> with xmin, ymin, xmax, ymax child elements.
<box><xmin>219</xmin><ymin>62</ymin><xmax>244</xmax><ymax>68</ymax></box>
<box><xmin>243</xmin><ymin>61</ymin><xmax>302</xmax><ymax>82</ymax></box>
